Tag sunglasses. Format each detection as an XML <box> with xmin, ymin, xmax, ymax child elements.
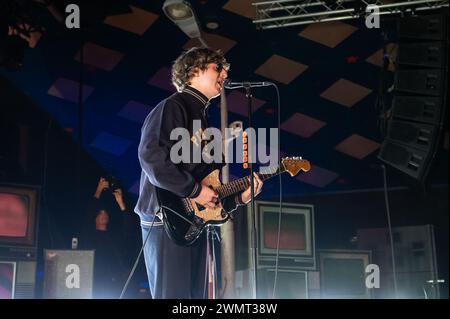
<box><xmin>211</xmin><ymin>63</ymin><xmax>230</xmax><ymax>73</ymax></box>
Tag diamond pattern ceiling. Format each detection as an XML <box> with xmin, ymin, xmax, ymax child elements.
<box><xmin>1</xmin><ymin>0</ymin><xmax>432</xmax><ymax>198</ymax></box>
<box><xmin>299</xmin><ymin>21</ymin><xmax>358</xmax><ymax>48</ymax></box>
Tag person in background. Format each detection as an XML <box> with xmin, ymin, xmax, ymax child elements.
<box><xmin>83</xmin><ymin>176</ymin><xmax>136</xmax><ymax>298</ymax></box>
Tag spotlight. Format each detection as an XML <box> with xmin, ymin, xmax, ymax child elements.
<box><xmin>163</xmin><ymin>0</ymin><xmax>193</xmax><ymax>20</ymax></box>
<box><xmin>163</xmin><ymin>0</ymin><xmax>201</xmax><ymax>39</ymax></box>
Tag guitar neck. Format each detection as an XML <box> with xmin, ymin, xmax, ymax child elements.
<box><xmin>216</xmin><ymin>164</ymin><xmax>286</xmax><ymax>199</ymax></box>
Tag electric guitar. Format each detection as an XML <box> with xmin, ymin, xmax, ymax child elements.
<box><xmin>158</xmin><ymin>157</ymin><xmax>311</xmax><ymax>246</ymax></box>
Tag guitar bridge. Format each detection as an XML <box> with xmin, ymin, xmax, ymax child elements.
<box><xmin>184</xmin><ymin>225</ymin><xmax>198</xmax><ymax>241</ymax></box>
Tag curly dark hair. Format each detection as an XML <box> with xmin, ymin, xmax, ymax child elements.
<box><xmin>171</xmin><ymin>47</ymin><xmax>230</xmax><ymax>92</ymax></box>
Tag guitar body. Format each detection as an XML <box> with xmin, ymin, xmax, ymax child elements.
<box><xmin>158</xmin><ymin>169</ymin><xmax>230</xmax><ymax>246</ymax></box>
<box><xmin>157</xmin><ymin>157</ymin><xmax>310</xmax><ymax>246</ymax></box>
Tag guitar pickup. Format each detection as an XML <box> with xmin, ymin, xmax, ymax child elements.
<box><xmin>196</xmin><ymin>203</ymin><xmax>206</xmax><ymax>210</ymax></box>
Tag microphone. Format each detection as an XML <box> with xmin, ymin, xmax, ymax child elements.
<box><xmin>224</xmin><ymin>79</ymin><xmax>273</xmax><ymax>89</ymax></box>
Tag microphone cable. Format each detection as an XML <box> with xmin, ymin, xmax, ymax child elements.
<box><xmin>381</xmin><ymin>164</ymin><xmax>398</xmax><ymax>298</ymax></box>
<box><xmin>269</xmin><ymin>83</ymin><xmax>283</xmax><ymax>299</ymax></box>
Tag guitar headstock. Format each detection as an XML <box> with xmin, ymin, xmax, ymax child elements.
<box><xmin>281</xmin><ymin>157</ymin><xmax>311</xmax><ymax>176</ymax></box>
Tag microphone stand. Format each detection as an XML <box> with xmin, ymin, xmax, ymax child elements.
<box><xmin>244</xmin><ymin>83</ymin><xmax>258</xmax><ymax>299</ymax></box>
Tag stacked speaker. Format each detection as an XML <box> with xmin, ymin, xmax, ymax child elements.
<box><xmin>378</xmin><ymin>12</ymin><xmax>448</xmax><ymax>181</ymax></box>
<box><xmin>43</xmin><ymin>250</ymin><xmax>95</xmax><ymax>299</ymax></box>
<box><xmin>357</xmin><ymin>224</ymin><xmax>440</xmax><ymax>299</ymax></box>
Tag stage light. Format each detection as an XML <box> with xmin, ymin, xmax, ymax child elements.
<box><xmin>163</xmin><ymin>0</ymin><xmax>193</xmax><ymax>20</ymax></box>
<box><xmin>426</xmin><ymin>279</ymin><xmax>445</xmax><ymax>283</ymax></box>
<box><xmin>162</xmin><ymin>0</ymin><xmax>202</xmax><ymax>39</ymax></box>
<box><xmin>204</xmin><ymin>16</ymin><xmax>220</xmax><ymax>31</ymax></box>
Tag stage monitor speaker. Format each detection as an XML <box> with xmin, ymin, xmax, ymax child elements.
<box><xmin>398</xmin><ymin>14</ymin><xmax>447</xmax><ymax>41</ymax></box>
<box><xmin>0</xmin><ymin>260</ymin><xmax>36</xmax><ymax>299</ymax></box>
<box><xmin>43</xmin><ymin>249</ymin><xmax>94</xmax><ymax>299</ymax></box>
<box><xmin>257</xmin><ymin>267</ymin><xmax>308</xmax><ymax>299</ymax></box>
<box><xmin>392</xmin><ymin>96</ymin><xmax>443</xmax><ymax>125</ymax></box>
<box><xmin>397</xmin><ymin>42</ymin><xmax>445</xmax><ymax>68</ymax></box>
<box><xmin>395</xmin><ymin>69</ymin><xmax>443</xmax><ymax>96</ymax></box>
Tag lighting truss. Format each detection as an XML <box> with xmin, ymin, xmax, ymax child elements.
<box><xmin>253</xmin><ymin>0</ymin><xmax>449</xmax><ymax>29</ymax></box>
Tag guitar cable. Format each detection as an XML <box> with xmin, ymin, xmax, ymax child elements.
<box><xmin>119</xmin><ymin>213</ymin><xmax>157</xmax><ymax>299</ymax></box>
<box><xmin>160</xmin><ymin>204</ymin><xmax>197</xmax><ymax>226</ymax></box>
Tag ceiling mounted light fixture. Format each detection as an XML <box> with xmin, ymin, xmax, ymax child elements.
<box><xmin>204</xmin><ymin>14</ymin><xmax>220</xmax><ymax>31</ymax></box>
<box><xmin>163</xmin><ymin>0</ymin><xmax>207</xmax><ymax>46</ymax></box>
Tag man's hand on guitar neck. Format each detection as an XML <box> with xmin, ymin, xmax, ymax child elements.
<box><xmin>241</xmin><ymin>172</ymin><xmax>263</xmax><ymax>204</ymax></box>
<box><xmin>192</xmin><ymin>185</ymin><xmax>221</xmax><ymax>209</ymax></box>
